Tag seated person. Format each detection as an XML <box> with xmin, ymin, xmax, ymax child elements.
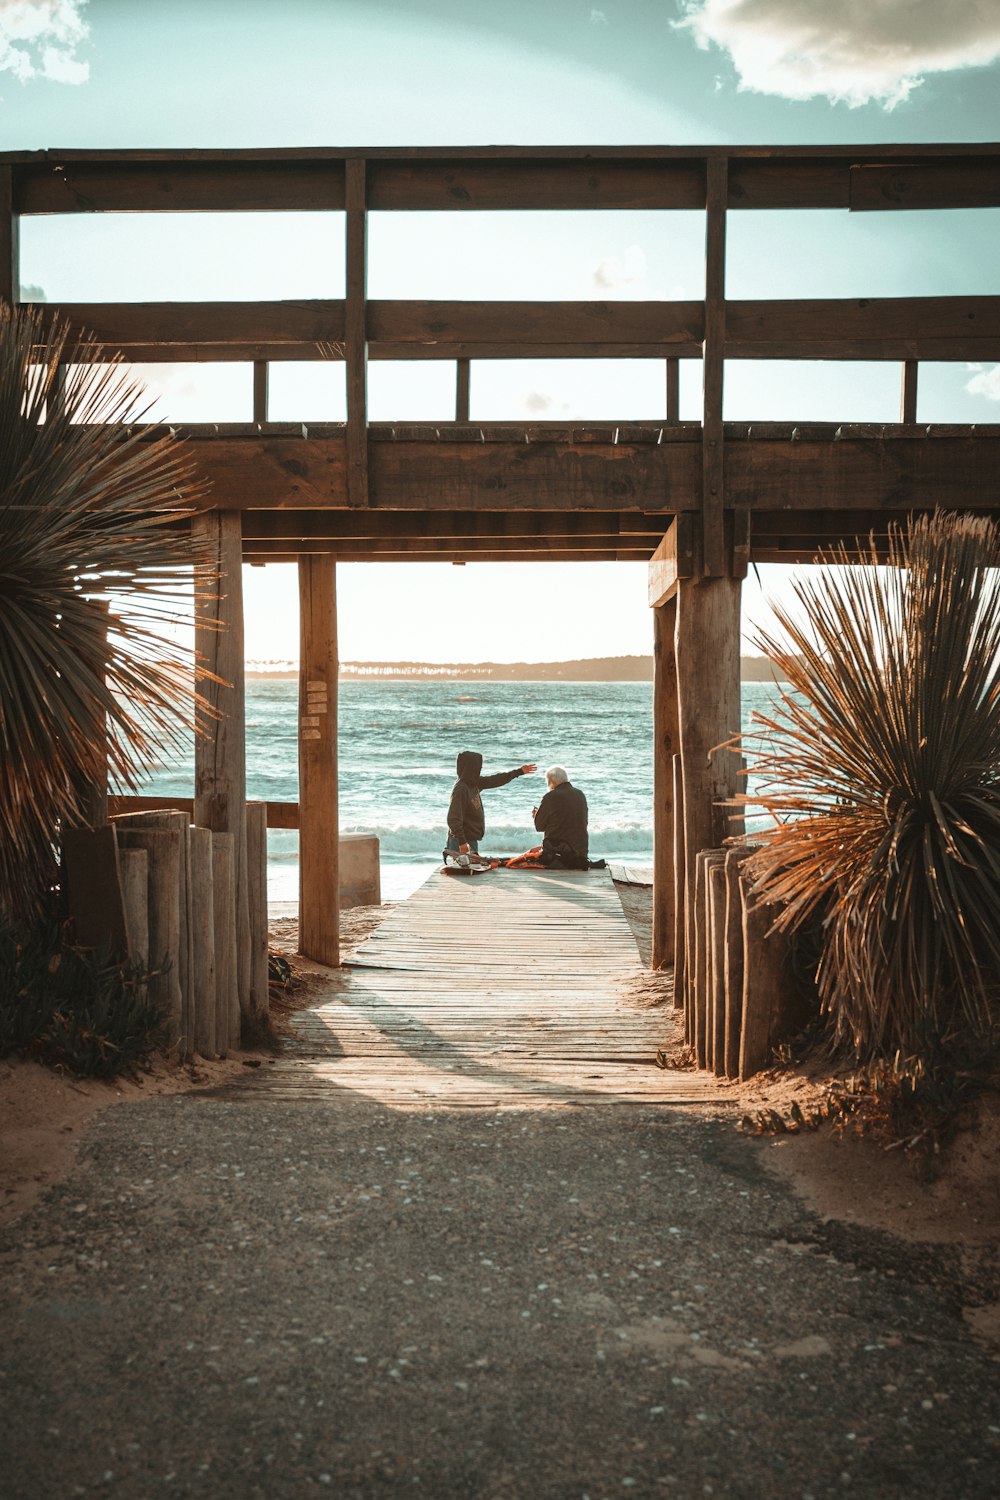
<box><xmin>446</xmin><ymin>750</ymin><xmax>536</xmax><ymax>866</ymax></box>
<box><xmin>532</xmin><ymin>765</ymin><xmax>589</xmax><ymax>869</ymax></box>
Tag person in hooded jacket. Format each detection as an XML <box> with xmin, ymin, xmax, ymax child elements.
<box><xmin>446</xmin><ymin>750</ymin><xmax>536</xmax><ymax>866</ymax></box>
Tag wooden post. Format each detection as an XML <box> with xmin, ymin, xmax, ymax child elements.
<box><xmin>298</xmin><ymin>556</ymin><xmax>340</xmax><ymax>966</ymax></box>
<box><xmin>113</xmin><ymin>808</ymin><xmax>192</xmax><ymax>1053</ymax></box>
<box><xmin>456</xmin><ymin>358</ymin><xmax>471</xmax><ymax>421</ymax></box>
<box><xmin>212</xmin><ymin>832</ymin><xmax>240</xmax><ymax>1055</ymax></box>
<box><xmin>665</xmin><ymin>357</ymin><xmax>680</xmax><ymax>423</ymax></box>
<box><xmin>345</xmin><ymin>158</ymin><xmax>369</xmax><ymax>507</ymax></box>
<box><xmin>676</xmin><ymin>572</ymin><xmax>742</xmax><ymax>1017</ymax></box>
<box><xmin>78</xmin><ymin>599</ymin><xmax>110</xmax><ymax>830</ymax></box>
<box><xmin>253</xmin><ymin>360</ymin><xmax>268</xmax><ymax>424</ymax></box>
<box><xmin>702</xmin><ymin>158</ymin><xmax>728</xmax><ymax>578</ymax></box>
<box><xmin>723</xmin><ymin>847</ymin><xmax>747</xmax><ymax>1080</ymax></box>
<box><xmin>116</xmin><ymin>828</ymin><xmax>182</xmax><ymax>1052</ymax></box>
<box><xmin>0</xmin><ymin>164</ymin><xmax>17</xmax><ymax>304</ymax></box>
<box><xmin>652</xmin><ymin>596</ymin><xmax>679</xmax><ymax>968</ymax></box>
<box><xmin>692</xmin><ymin>849</ymin><xmax>725</xmax><ymax>1068</ymax></box>
<box><xmin>708</xmin><ymin>861</ymin><xmax>728</xmax><ymax>1076</ymax></box>
<box><xmin>194</xmin><ymin>511</ymin><xmax>252</xmax><ymax>1033</ymax></box>
<box><xmin>900</xmin><ymin>359</ymin><xmax>918</xmax><ymax>424</ymax></box>
<box><xmin>671</xmin><ymin>754</ymin><xmax>686</xmax><ymax>1012</ymax></box>
<box><xmin>119</xmin><ymin>847</ymin><xmax>149</xmax><ymax>968</ymax></box>
<box><xmin>739</xmin><ymin>882</ymin><xmax>799</xmax><ymax>1081</ymax></box>
<box><xmin>189</xmin><ymin>827</ymin><xmax>217</xmax><ymax>1058</ymax></box>
<box><xmin>246</xmin><ymin>801</ymin><xmax>269</xmax><ymax>1021</ymax></box>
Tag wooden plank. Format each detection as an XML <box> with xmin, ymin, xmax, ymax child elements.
<box><xmin>345</xmin><ymin>159</ymin><xmax>368</xmax><ymax>508</ymax></box>
<box><xmin>651</xmin><ymin>596</ymin><xmax>678</xmax><ymax>969</ymax></box>
<box><xmin>253</xmin><ymin>361</ymin><xmax>268</xmax><ymax>424</ymax></box>
<box><xmin>32</xmin><ymin>300</ymin><xmax>346</xmax><ymax>353</ymax></box>
<box><xmin>109</xmin><ymin>793</ymin><xmax>300</xmax><ymax>830</ymax></box>
<box><xmin>723</xmin><ymin>848</ymin><xmax>746</xmax><ymax>1081</ymax></box>
<box><xmin>113</xmin><ymin>809</ymin><xmax>193</xmax><ymax>1053</ymax></box>
<box><xmin>246</xmin><ymin>802</ymin><xmax>270</xmax><ymax>1025</ymax></box>
<box><xmin>849</xmin><ymin>161</ymin><xmax>1000</xmax><ymax>212</ymax></box>
<box><xmin>62</xmin><ymin>826</ymin><xmax>127</xmax><ymax>954</ymax></box>
<box><xmin>18</xmin><ymin>159</ymin><xmax>347</xmax><ymax>213</ymax></box>
<box><xmin>115</xmin><ymin>828</ymin><xmax>182</xmax><ymax>1051</ymax></box>
<box><xmin>900</xmin><ymin>359</ymin><xmax>918</xmax><ymax>424</ymax></box>
<box><xmin>725</xmin><ymin>296</ymin><xmax>1000</xmax><ymax>360</ymax></box>
<box><xmin>708</xmin><ymin>861</ymin><xmax>728</xmax><ymax>1077</ymax></box>
<box><xmin>368</xmin><ymin>299</ymin><xmax>705</xmax><ymax>350</ymax></box>
<box><xmin>0</xmin><ymin>163</ymin><xmax>17</xmax><ymax>303</ymax></box>
<box><xmin>366</xmin><ymin>157</ymin><xmax>706</xmax><ymax>211</ymax></box>
<box><xmin>455</xmin><ymin>358</ymin><xmax>470</xmax><ymax>422</ymax></box>
<box><xmin>666</xmin><ymin>357</ymin><xmax>680</xmax><ymax>423</ymax></box>
<box><xmin>298</xmin><ymin>557</ymin><xmax>339</xmax><ymax>966</ymax></box>
<box><xmin>189</xmin><ymin>827</ymin><xmax>217</xmax><ymax>1059</ymax></box>
<box><xmin>241</xmin><ymin>508</ymin><xmax>672</xmax><ymax>541</ymax></box>
<box><xmin>119</xmin><ymin>847</ymin><xmax>149</xmax><ymax>967</ymax></box>
<box><xmin>244</xmin><ymin>545</ymin><xmax>654</xmax><ymax>563</ymax></box>
<box><xmin>671</xmin><ymin>754</ymin><xmax>685</xmax><ymax>1016</ymax></box>
<box><xmin>702</xmin><ymin>159</ymin><xmax>727</xmax><ymax>577</ymax></box>
<box><xmin>193</xmin><ymin>512</ymin><xmax>252</xmax><ymax>1024</ymax></box>
<box><xmin>648</xmin><ymin>514</ymin><xmax>697</xmax><ymax>607</ymax></box>
<box><xmin>212</xmin><ymin>832</ymin><xmax>240</xmax><ymax>1055</ymax></box>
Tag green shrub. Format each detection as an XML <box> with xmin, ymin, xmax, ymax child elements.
<box><xmin>0</xmin><ymin>916</ymin><xmax>167</xmax><ymax>1077</ymax></box>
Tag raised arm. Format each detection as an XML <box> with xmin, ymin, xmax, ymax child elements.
<box><xmin>479</xmin><ymin>763</ymin><xmax>536</xmax><ymax>791</ymax></box>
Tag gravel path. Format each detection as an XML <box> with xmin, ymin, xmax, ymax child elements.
<box><xmin>2</xmin><ymin>1093</ymin><xmax>997</xmax><ymax>1499</ymax></box>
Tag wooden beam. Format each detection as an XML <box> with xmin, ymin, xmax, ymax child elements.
<box><xmin>253</xmin><ymin>361</ymin><xmax>268</xmax><ymax>423</ymax></box>
<box><xmin>456</xmin><ymin>358</ymin><xmax>470</xmax><ymax>421</ymax></box>
<box><xmin>30</xmin><ymin>299</ymin><xmax>346</xmax><ymax>354</ymax></box>
<box><xmin>18</xmin><ymin>159</ymin><xmax>347</xmax><ymax>214</ymax></box>
<box><xmin>366</xmin><ymin>157</ymin><xmax>706</xmax><ymax>211</ymax></box>
<box><xmin>109</xmin><ymin>793</ymin><xmax>300</xmax><ymax>829</ymax></box>
<box><xmin>345</xmin><ymin>159</ymin><xmax>368</xmax><ymax>507</ymax></box>
<box><xmin>849</xmin><ymin>161</ymin><xmax>1000</xmax><ymax>212</ymax></box>
<box><xmin>702</xmin><ymin>159</ymin><xmax>727</xmax><ymax>577</ymax></box>
<box><xmin>900</xmin><ymin>359</ymin><xmax>918</xmax><ymax>424</ymax></box>
<box><xmin>244</xmin><ymin>534</ymin><xmax>660</xmax><ymax>557</ymax></box>
<box><xmin>652</xmin><ymin>597</ymin><xmax>679</xmax><ymax>969</ymax></box>
<box><xmin>0</xmin><ymin>164</ymin><xmax>17</xmax><ymax>303</ymax></box>
<box><xmin>193</xmin><ymin>511</ymin><xmax>254</xmax><ymax>1031</ymax></box>
<box><xmin>675</xmin><ymin>574</ymin><xmax>742</xmax><ymax>1012</ymax></box>
<box><xmin>243</xmin><ymin>545</ymin><xmax>654</xmax><ymax>563</ymax></box>
<box><xmin>240</xmin><ymin>508</ymin><xmax>673</xmax><ymax>541</ymax></box>
<box><xmin>368</xmin><ymin>299</ymin><xmax>705</xmax><ymax>352</ymax></box>
<box><xmin>666</xmin><ymin>357</ymin><xmax>680</xmax><ymax>423</ymax></box>
<box><xmin>298</xmin><ymin>557</ymin><xmax>339</xmax><ymax>966</ymax></box>
<box><xmin>725</xmin><ymin>296</ymin><xmax>1000</xmax><ymax>360</ymax></box>
<box><xmin>648</xmin><ymin>515</ymin><xmax>697</xmax><ymax>607</ymax></box>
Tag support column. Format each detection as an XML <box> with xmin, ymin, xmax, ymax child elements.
<box><xmin>651</xmin><ymin>596</ymin><xmax>679</xmax><ymax>968</ymax></box>
<box><xmin>676</xmin><ymin>573</ymin><xmax>742</xmax><ymax>1005</ymax></box>
<box><xmin>345</xmin><ymin>159</ymin><xmax>369</xmax><ymax>508</ymax></box>
<box><xmin>0</xmin><ymin>164</ymin><xmax>18</xmax><ymax>304</ymax></box>
<box><xmin>194</xmin><ymin>511</ymin><xmax>254</xmax><ymax>1028</ymax></box>
<box><xmin>298</xmin><ymin>555</ymin><xmax>339</xmax><ymax>966</ymax></box>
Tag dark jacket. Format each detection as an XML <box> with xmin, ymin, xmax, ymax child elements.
<box><xmin>447</xmin><ymin>750</ymin><xmax>525</xmax><ymax>845</ymax></box>
<box><xmin>533</xmin><ymin>780</ymin><xmax>589</xmax><ymax>858</ymax></box>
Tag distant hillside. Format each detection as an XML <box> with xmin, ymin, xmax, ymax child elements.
<box><xmin>313</xmin><ymin>655</ymin><xmax>791</xmax><ymax>681</ymax></box>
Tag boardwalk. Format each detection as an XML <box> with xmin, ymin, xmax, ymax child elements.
<box><xmin>227</xmin><ymin>868</ymin><xmax>721</xmax><ymax>1106</ymax></box>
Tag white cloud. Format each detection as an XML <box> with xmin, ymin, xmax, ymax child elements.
<box><xmin>0</xmin><ymin>1</ymin><xmax>89</xmax><ymax>85</ymax></box>
<box><xmin>590</xmin><ymin>9</ymin><xmax>609</xmax><ymax>25</ymax></box>
<box><xmin>676</xmin><ymin>0</ymin><xmax>1000</xmax><ymax>108</ymax></box>
<box><xmin>591</xmin><ymin>244</ymin><xmax>647</xmax><ymax>294</ymax></box>
<box><xmin>966</xmin><ymin>365</ymin><xmax>1000</xmax><ymax>401</ymax></box>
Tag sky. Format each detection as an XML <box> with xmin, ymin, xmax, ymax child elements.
<box><xmin>4</xmin><ymin>0</ymin><xmax>1000</xmax><ymax>664</ymax></box>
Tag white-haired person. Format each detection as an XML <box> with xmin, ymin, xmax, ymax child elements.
<box><xmin>531</xmin><ymin>764</ymin><xmax>592</xmax><ymax>870</ymax></box>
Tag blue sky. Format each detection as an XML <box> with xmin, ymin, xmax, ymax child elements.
<box><xmin>4</xmin><ymin>0</ymin><xmax>1000</xmax><ymax>664</ymax></box>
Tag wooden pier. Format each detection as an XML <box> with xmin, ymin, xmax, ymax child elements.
<box><xmin>222</xmin><ymin>869</ymin><xmax>721</xmax><ymax>1107</ymax></box>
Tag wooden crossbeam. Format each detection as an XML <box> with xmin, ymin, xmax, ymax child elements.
<box><xmin>242</xmin><ymin>543</ymin><xmax>655</xmax><ymax>562</ymax></box>
<box><xmin>26</xmin><ymin>295</ymin><xmax>1000</xmax><ymax>364</ymax></box>
<box><xmin>10</xmin><ymin>146</ymin><xmax>1000</xmax><ymax>216</ymax></box>
<box><xmin>648</xmin><ymin>515</ymin><xmax>698</xmax><ymax>607</ymax></box>
<box><xmin>239</xmin><ymin>509</ymin><xmax>672</xmax><ymax>541</ymax></box>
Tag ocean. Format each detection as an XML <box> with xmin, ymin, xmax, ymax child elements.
<box><xmin>135</xmin><ymin>678</ymin><xmax>785</xmax><ymax>904</ymax></box>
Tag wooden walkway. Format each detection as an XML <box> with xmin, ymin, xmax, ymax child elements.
<box><xmin>228</xmin><ymin>869</ymin><xmax>724</xmax><ymax>1108</ymax></box>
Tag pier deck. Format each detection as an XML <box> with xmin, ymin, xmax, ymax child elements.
<box><xmin>231</xmin><ymin>869</ymin><xmax>723</xmax><ymax>1107</ymax></box>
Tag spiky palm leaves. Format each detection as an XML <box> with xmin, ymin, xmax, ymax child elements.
<box><xmin>742</xmin><ymin>514</ymin><xmax>1000</xmax><ymax>1065</ymax></box>
<box><xmin>0</xmin><ymin>303</ymin><xmax>210</xmax><ymax>922</ymax></box>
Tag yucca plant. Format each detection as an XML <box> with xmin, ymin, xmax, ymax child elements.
<box><xmin>741</xmin><ymin>513</ymin><xmax>1000</xmax><ymax>1066</ymax></box>
<box><xmin>0</xmin><ymin>301</ymin><xmax>211</xmax><ymax>922</ymax></box>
